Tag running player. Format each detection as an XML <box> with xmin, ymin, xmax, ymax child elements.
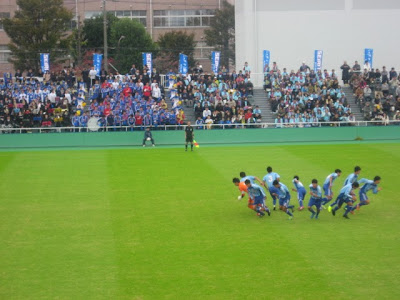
<box><xmin>263</xmin><ymin>166</ymin><xmax>280</xmax><ymax>210</ymax></box>
<box><xmin>308</xmin><ymin>179</ymin><xmax>323</xmax><ymax>219</ymax></box>
<box><xmin>232</xmin><ymin>177</ymin><xmax>255</xmax><ymax>210</ymax></box>
<box><xmin>343</xmin><ymin>166</ymin><xmax>361</xmax><ymax>186</ymax></box>
<box><xmin>292</xmin><ymin>175</ymin><xmax>306</xmax><ymax>210</ymax></box>
<box><xmin>272</xmin><ymin>180</ymin><xmax>294</xmax><ymax>220</ymax></box>
<box><xmin>240</xmin><ymin>172</ymin><xmax>265</xmax><ymax>186</ymax></box>
<box><xmin>245</xmin><ymin>180</ymin><xmax>271</xmax><ymax>217</ymax></box>
<box><xmin>331</xmin><ymin>182</ymin><xmax>360</xmax><ymax>219</ymax></box>
<box><xmin>352</xmin><ymin>176</ymin><xmax>382</xmax><ymax>211</ymax></box>
<box><xmin>321</xmin><ymin>169</ymin><xmax>341</xmax><ymax>208</ymax></box>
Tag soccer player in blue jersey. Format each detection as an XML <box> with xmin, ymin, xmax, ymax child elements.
<box><xmin>322</xmin><ymin>169</ymin><xmax>342</xmax><ymax>208</ymax></box>
<box><xmin>343</xmin><ymin>166</ymin><xmax>361</xmax><ymax>186</ymax></box>
<box><xmin>352</xmin><ymin>176</ymin><xmax>382</xmax><ymax>211</ymax></box>
<box><xmin>308</xmin><ymin>179</ymin><xmax>323</xmax><ymax>219</ymax></box>
<box><xmin>273</xmin><ymin>180</ymin><xmax>294</xmax><ymax>219</ymax></box>
<box><xmin>240</xmin><ymin>172</ymin><xmax>265</xmax><ymax>186</ymax></box>
<box><xmin>291</xmin><ymin>175</ymin><xmax>307</xmax><ymax>210</ymax></box>
<box><xmin>263</xmin><ymin>166</ymin><xmax>281</xmax><ymax>210</ymax></box>
<box><xmin>245</xmin><ymin>180</ymin><xmax>271</xmax><ymax>217</ymax></box>
<box><xmin>331</xmin><ymin>182</ymin><xmax>360</xmax><ymax>219</ymax></box>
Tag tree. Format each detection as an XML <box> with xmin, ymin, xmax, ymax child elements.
<box><xmin>110</xmin><ymin>18</ymin><xmax>157</xmax><ymax>74</ymax></box>
<box><xmin>82</xmin><ymin>13</ymin><xmax>118</xmax><ymax>50</ymax></box>
<box><xmin>156</xmin><ymin>31</ymin><xmax>196</xmax><ymax>73</ymax></box>
<box><xmin>204</xmin><ymin>1</ymin><xmax>235</xmax><ymax>70</ymax></box>
<box><xmin>2</xmin><ymin>0</ymin><xmax>73</xmax><ymax>72</ymax></box>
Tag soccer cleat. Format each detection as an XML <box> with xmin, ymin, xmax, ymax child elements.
<box><xmin>328</xmin><ymin>206</ymin><xmax>332</xmax><ymax>213</ymax></box>
<box><xmin>343</xmin><ymin>215</ymin><xmax>350</xmax><ymax>219</ymax></box>
<box><xmin>257</xmin><ymin>211</ymin><xmax>265</xmax><ymax>217</ymax></box>
<box><xmin>332</xmin><ymin>209</ymin><xmax>336</xmax><ymax>216</ymax></box>
<box><xmin>273</xmin><ymin>206</ymin><xmax>276</xmax><ymax>211</ymax></box>
<box><xmin>315</xmin><ymin>214</ymin><xmax>319</xmax><ymax>219</ymax></box>
<box><xmin>310</xmin><ymin>212</ymin><xmax>315</xmax><ymax>219</ymax></box>
<box><xmin>298</xmin><ymin>206</ymin><xmax>304</xmax><ymax>211</ymax></box>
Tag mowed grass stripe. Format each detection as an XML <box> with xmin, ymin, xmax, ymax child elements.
<box><xmin>0</xmin><ymin>151</ymin><xmax>118</xmax><ymax>299</ymax></box>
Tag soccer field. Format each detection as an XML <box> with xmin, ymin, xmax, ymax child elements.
<box><xmin>1</xmin><ymin>142</ymin><xmax>400</xmax><ymax>299</ymax></box>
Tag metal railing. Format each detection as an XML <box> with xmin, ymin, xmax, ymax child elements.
<box><xmin>0</xmin><ymin>120</ymin><xmax>399</xmax><ymax>134</ymax></box>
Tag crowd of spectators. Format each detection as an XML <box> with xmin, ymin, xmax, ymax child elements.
<box><xmin>0</xmin><ymin>65</ymin><xmax>186</xmax><ymax>131</ymax></box>
<box><xmin>262</xmin><ymin>61</ymin><xmax>356</xmax><ymax>127</ymax></box>
<box><xmin>348</xmin><ymin>62</ymin><xmax>400</xmax><ymax>124</ymax></box>
<box><xmin>167</xmin><ymin>62</ymin><xmax>256</xmax><ymax>129</ymax></box>
<box><xmin>1</xmin><ymin>59</ymin><xmax>399</xmax><ymax>132</ymax></box>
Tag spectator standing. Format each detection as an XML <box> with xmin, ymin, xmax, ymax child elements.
<box><xmin>341</xmin><ymin>61</ymin><xmax>351</xmax><ymax>85</ymax></box>
<box><xmin>89</xmin><ymin>67</ymin><xmax>97</xmax><ymax>87</ymax></box>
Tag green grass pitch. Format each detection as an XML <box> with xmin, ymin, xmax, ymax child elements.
<box><xmin>1</xmin><ymin>142</ymin><xmax>400</xmax><ymax>299</ymax></box>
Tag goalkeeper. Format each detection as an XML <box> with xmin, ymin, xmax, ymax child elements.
<box><xmin>142</xmin><ymin>127</ymin><xmax>155</xmax><ymax>147</ymax></box>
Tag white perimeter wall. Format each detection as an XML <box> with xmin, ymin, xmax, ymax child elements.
<box><xmin>235</xmin><ymin>0</ymin><xmax>400</xmax><ymax>87</ymax></box>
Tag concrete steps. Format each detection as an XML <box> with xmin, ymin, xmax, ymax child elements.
<box><xmin>342</xmin><ymin>86</ymin><xmax>364</xmax><ymax>120</ymax></box>
<box><xmin>252</xmin><ymin>89</ymin><xmax>275</xmax><ymax>123</ymax></box>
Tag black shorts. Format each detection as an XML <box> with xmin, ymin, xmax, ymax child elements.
<box><xmin>186</xmin><ymin>137</ymin><xmax>193</xmax><ymax>143</ymax></box>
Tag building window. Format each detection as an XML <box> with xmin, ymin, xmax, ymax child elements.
<box><xmin>0</xmin><ymin>12</ymin><xmax>11</xmax><ymax>30</ymax></box>
<box><xmin>194</xmin><ymin>41</ymin><xmax>213</xmax><ymax>60</ymax></box>
<box><xmin>112</xmin><ymin>10</ymin><xmax>147</xmax><ymax>27</ymax></box>
<box><xmin>84</xmin><ymin>11</ymin><xmax>102</xmax><ymax>19</ymax></box>
<box><xmin>153</xmin><ymin>9</ymin><xmax>214</xmax><ymax>28</ymax></box>
<box><xmin>0</xmin><ymin>45</ymin><xmax>11</xmax><ymax>63</ymax></box>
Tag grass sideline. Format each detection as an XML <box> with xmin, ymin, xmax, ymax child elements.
<box><xmin>0</xmin><ymin>143</ymin><xmax>400</xmax><ymax>299</ymax></box>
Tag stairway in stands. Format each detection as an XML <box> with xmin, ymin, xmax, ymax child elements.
<box><xmin>252</xmin><ymin>89</ymin><xmax>275</xmax><ymax>124</ymax></box>
<box><xmin>342</xmin><ymin>86</ymin><xmax>364</xmax><ymax>121</ymax></box>
<box><xmin>166</xmin><ymin>92</ymin><xmax>196</xmax><ymax>123</ymax></box>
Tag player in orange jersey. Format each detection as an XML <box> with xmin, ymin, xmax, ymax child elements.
<box><xmin>233</xmin><ymin>177</ymin><xmax>255</xmax><ymax>210</ymax></box>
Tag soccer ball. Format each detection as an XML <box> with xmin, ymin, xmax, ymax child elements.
<box><xmin>146</xmin><ymin>137</ymin><xmax>151</xmax><ymax>141</ymax></box>
<box><xmin>238</xmin><ymin>195</ymin><xmax>242</xmax><ymax>200</ymax></box>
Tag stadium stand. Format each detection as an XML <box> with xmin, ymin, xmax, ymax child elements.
<box><xmin>1</xmin><ymin>62</ymin><xmax>399</xmax><ymax>132</ymax></box>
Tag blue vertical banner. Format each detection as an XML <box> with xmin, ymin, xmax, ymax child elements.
<box><xmin>313</xmin><ymin>50</ymin><xmax>323</xmax><ymax>72</ymax></box>
<box><xmin>263</xmin><ymin>50</ymin><xmax>270</xmax><ymax>72</ymax></box>
<box><xmin>40</xmin><ymin>53</ymin><xmax>50</xmax><ymax>73</ymax></box>
<box><xmin>364</xmin><ymin>48</ymin><xmax>373</xmax><ymax>68</ymax></box>
<box><xmin>93</xmin><ymin>53</ymin><xmax>103</xmax><ymax>76</ymax></box>
<box><xmin>179</xmin><ymin>53</ymin><xmax>188</xmax><ymax>75</ymax></box>
<box><xmin>211</xmin><ymin>51</ymin><xmax>221</xmax><ymax>74</ymax></box>
<box><xmin>142</xmin><ymin>52</ymin><xmax>152</xmax><ymax>76</ymax></box>
<box><xmin>3</xmin><ymin>72</ymin><xmax>12</xmax><ymax>84</ymax></box>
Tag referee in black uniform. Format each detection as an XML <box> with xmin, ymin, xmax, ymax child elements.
<box><xmin>185</xmin><ymin>121</ymin><xmax>194</xmax><ymax>151</ymax></box>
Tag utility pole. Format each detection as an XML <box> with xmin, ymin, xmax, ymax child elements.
<box><xmin>77</xmin><ymin>15</ymin><xmax>82</xmax><ymax>66</ymax></box>
<box><xmin>75</xmin><ymin>0</ymin><xmax>82</xmax><ymax>66</ymax></box>
<box><xmin>103</xmin><ymin>0</ymin><xmax>108</xmax><ymax>72</ymax></box>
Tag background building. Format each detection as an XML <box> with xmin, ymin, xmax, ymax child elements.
<box><xmin>0</xmin><ymin>0</ymin><xmax>234</xmax><ymax>73</ymax></box>
<box><xmin>236</xmin><ymin>0</ymin><xmax>400</xmax><ymax>87</ymax></box>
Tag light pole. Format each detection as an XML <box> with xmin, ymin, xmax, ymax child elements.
<box><xmin>117</xmin><ymin>36</ymin><xmax>125</xmax><ymax>56</ymax></box>
<box><xmin>116</xmin><ymin>36</ymin><xmax>125</xmax><ymax>72</ymax></box>
<box><xmin>103</xmin><ymin>0</ymin><xmax>108</xmax><ymax>72</ymax></box>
